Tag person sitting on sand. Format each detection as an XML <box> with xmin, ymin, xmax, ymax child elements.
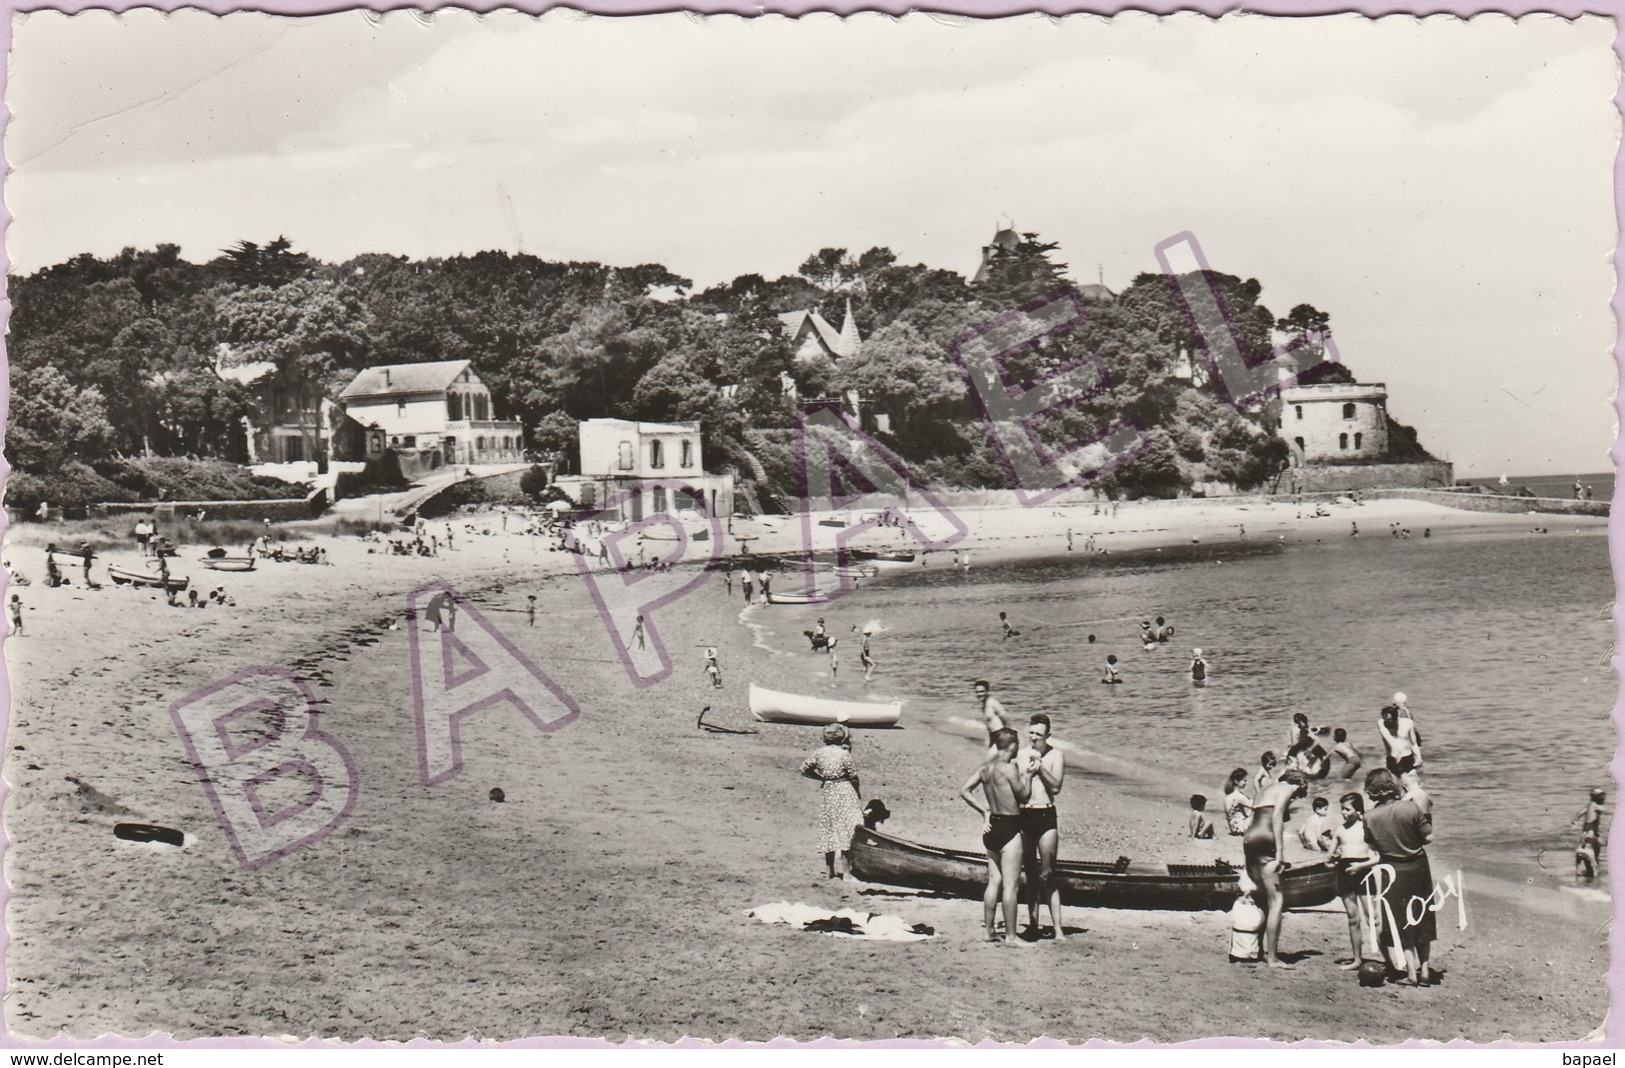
<box><xmin>1574</xmin><ymin>788</ymin><xmax>1607</xmax><ymax>879</ymax></box>
<box><xmin>1328</xmin><ymin>792</ymin><xmax>1374</xmax><ymax>969</ymax></box>
<box><xmin>1296</xmin><ymin>795</ymin><xmax>1333</xmax><ymax>851</ymax></box>
<box><xmin>1101</xmin><ymin>654</ymin><xmax>1121</xmax><ymax>685</ymax></box>
<box><xmin>1330</xmin><ymin>729</ymin><xmax>1363</xmax><ymax>779</ymax></box>
<box><xmin>973</xmin><ymin>680</ymin><xmax>1008</xmax><ymax>744</ymax></box>
<box><xmin>1244</xmin><ymin>767</ymin><xmax>1310</xmax><ymax>969</ymax></box>
<box><xmin>959</xmin><ymin>727</ymin><xmax>1035</xmax><ymax>945</ymax></box>
<box><xmin>1222</xmin><ymin>768</ymin><xmax>1254</xmax><ymax>835</ymax></box>
<box><xmin>1189</xmin><ymin>794</ymin><xmax>1215</xmax><ymax>839</ymax></box>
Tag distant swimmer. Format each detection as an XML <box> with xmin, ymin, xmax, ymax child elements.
<box><xmin>973</xmin><ymin>679</ymin><xmax>1009</xmax><ymax>743</ymax></box>
<box><xmin>1101</xmin><ymin>654</ymin><xmax>1122</xmax><ymax>685</ymax></box>
<box><xmin>1350</xmin><ymin>522</ymin><xmax>1359</xmax><ymax>538</ymax></box>
<box><xmin>1139</xmin><ymin>621</ymin><xmax>1156</xmax><ymax>648</ymax></box>
<box><xmin>999</xmin><ymin>612</ymin><xmax>1021</xmax><ymax>640</ymax></box>
<box><xmin>1153</xmin><ymin>616</ymin><xmax>1173</xmax><ymax>642</ymax></box>
<box><xmin>1330</xmin><ymin>728</ymin><xmax>1363</xmax><ymax>779</ymax></box>
<box><xmin>1423</xmin><ymin>528</ymin><xmax>1431</xmax><ymax>539</ymax></box>
<box><xmin>1574</xmin><ymin>788</ymin><xmax>1607</xmax><ymax>879</ymax></box>
<box><xmin>1087</xmin><ymin>633</ymin><xmax>1097</xmax><ymax>644</ymax></box>
<box><xmin>1189</xmin><ymin>648</ymin><xmax>1208</xmax><ymax>685</ymax></box>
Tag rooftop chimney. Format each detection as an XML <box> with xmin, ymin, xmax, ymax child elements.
<box><xmin>383</xmin><ymin>369</ymin><xmax>391</xmax><ymax>387</ymax></box>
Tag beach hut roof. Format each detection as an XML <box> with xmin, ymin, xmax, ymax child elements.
<box><xmin>339</xmin><ymin>360</ymin><xmax>473</xmax><ymax>400</ymax></box>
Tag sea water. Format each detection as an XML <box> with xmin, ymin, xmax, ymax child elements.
<box><xmin>752</xmin><ymin>525</ymin><xmax>1616</xmax><ymax>894</ymax></box>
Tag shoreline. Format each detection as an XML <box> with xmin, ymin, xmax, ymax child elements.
<box><xmin>1</xmin><ymin>494</ymin><xmax>1610</xmax><ymax>1042</ymax></box>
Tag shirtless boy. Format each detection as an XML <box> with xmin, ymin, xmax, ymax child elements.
<box><xmin>960</xmin><ymin>727</ymin><xmax>1035</xmax><ymax>945</ymax></box>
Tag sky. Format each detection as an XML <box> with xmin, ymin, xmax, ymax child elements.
<box><xmin>6</xmin><ymin>11</ymin><xmax>1618</xmax><ymax>477</ymax></box>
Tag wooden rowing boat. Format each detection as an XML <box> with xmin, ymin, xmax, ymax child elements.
<box><xmin>831</xmin><ymin>565</ymin><xmax>879</xmax><ymax>579</ymax></box>
<box><xmin>748</xmin><ymin>683</ymin><xmax>902</xmax><ymax>728</ymax></box>
<box><xmin>766</xmin><ymin>591</ymin><xmax>824</xmax><ymax>605</ymax></box>
<box><xmin>848</xmin><ymin>826</ymin><xmax>1338</xmax><ymax>912</ymax></box>
<box><xmin>851</xmin><ymin>549</ymin><xmax>915</xmax><ymax>563</ymax></box>
<box><xmin>108</xmin><ymin>564</ymin><xmax>189</xmax><ymax>591</ymax></box>
<box><xmin>201</xmin><ymin>557</ymin><xmax>257</xmax><ymax>572</ymax></box>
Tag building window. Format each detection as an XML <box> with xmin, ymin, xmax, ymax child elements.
<box><xmin>650</xmin><ymin>439</ymin><xmax>665</xmax><ymax>469</ymax></box>
<box><xmin>404</xmin><ymin>435</ymin><xmax>416</xmax><ymax>448</ymax></box>
<box><xmin>391</xmin><ymin>436</ymin><xmax>400</xmax><ymax>446</ymax></box>
<box><xmin>618</xmin><ymin>442</ymin><xmax>634</xmax><ymax>471</ymax></box>
<box><xmin>448</xmin><ymin>394</ymin><xmax>462</xmax><ymax>421</ymax></box>
<box><xmin>653</xmin><ymin>486</ymin><xmax>667</xmax><ymax>514</ymax></box>
<box><xmin>1354</xmin><ymin>432</ymin><xmax>1363</xmax><ymax>450</ymax></box>
<box><xmin>398</xmin><ymin>400</ymin><xmax>407</xmax><ymax>417</ymax></box>
<box><xmin>1293</xmin><ymin>436</ymin><xmax>1305</xmax><ymax>451</ymax></box>
<box><xmin>680</xmin><ymin>439</ymin><xmax>694</xmax><ymax>468</ymax></box>
<box><xmin>1295</xmin><ymin>405</ymin><xmax>1303</xmax><ymax>420</ymax></box>
<box><xmin>1339</xmin><ymin>433</ymin><xmax>1349</xmax><ymax>450</ymax></box>
<box><xmin>581</xmin><ymin>484</ymin><xmax>597</xmax><ymax>508</ymax></box>
<box><xmin>475</xmin><ymin>395</ymin><xmax>489</xmax><ymax>421</ymax></box>
<box><xmin>1342</xmin><ymin>402</ymin><xmax>1356</xmax><ymax>420</ymax></box>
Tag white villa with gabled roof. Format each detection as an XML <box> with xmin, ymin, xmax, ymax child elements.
<box><xmin>336</xmin><ymin>359</ymin><xmax>525</xmax><ymax>465</ymax></box>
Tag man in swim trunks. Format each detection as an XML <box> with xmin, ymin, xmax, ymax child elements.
<box><xmin>959</xmin><ymin>727</ymin><xmax>1035</xmax><ymax>945</ymax></box>
<box><xmin>973</xmin><ymin>680</ymin><xmax>1008</xmax><ymax>746</ymax></box>
<box><xmin>1574</xmin><ymin>788</ymin><xmax>1607</xmax><ymax>878</ymax></box>
<box><xmin>1018</xmin><ymin>714</ymin><xmax>1067</xmax><ymax>941</ymax></box>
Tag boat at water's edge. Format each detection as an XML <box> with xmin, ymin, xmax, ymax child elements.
<box><xmin>849</xmin><ymin>826</ymin><xmax>1337</xmax><ymax>911</ymax></box>
<box><xmin>748</xmin><ymin>683</ymin><xmax>902</xmax><ymax>727</ymax></box>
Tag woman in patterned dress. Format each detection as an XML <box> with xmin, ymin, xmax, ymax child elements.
<box><xmin>800</xmin><ymin>724</ymin><xmax>864</xmax><ymax>880</ymax></box>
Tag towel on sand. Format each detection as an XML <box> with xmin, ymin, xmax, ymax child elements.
<box><xmin>747</xmin><ymin>901</ymin><xmax>935</xmax><ymax>941</ymax></box>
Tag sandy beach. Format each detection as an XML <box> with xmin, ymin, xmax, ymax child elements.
<box><xmin>2</xmin><ymin>494</ymin><xmax>1610</xmax><ymax>1043</ymax></box>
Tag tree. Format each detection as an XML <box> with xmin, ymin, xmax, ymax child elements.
<box><xmin>217</xmin><ymin>277</ymin><xmax>372</xmax><ymax>467</ymax></box>
<box><xmin>6</xmin><ymin>364</ymin><xmax>115</xmax><ymax>471</ymax></box>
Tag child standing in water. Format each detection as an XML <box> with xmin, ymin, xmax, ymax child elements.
<box><xmin>1574</xmin><ymin>788</ymin><xmax>1607</xmax><ymax>879</ymax></box>
<box><xmin>1190</xmin><ymin>648</ymin><xmax>1208</xmax><ymax>685</ymax></box>
<box><xmin>1101</xmin><ymin>655</ymin><xmax>1121</xmax><ymax>684</ymax></box>
<box><xmin>999</xmin><ymin>612</ymin><xmax>1019</xmax><ymax>640</ymax></box>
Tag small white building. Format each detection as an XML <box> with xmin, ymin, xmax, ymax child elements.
<box><xmin>779</xmin><ymin>302</ymin><xmax>861</xmax><ymax>364</ymax></box>
<box><xmin>336</xmin><ymin>360</ymin><xmax>525</xmax><ymax>466</ymax></box>
<box><xmin>1277</xmin><ymin>382</ymin><xmax>1389</xmax><ymax>464</ymax></box>
<box><xmin>555</xmin><ymin>418</ymin><xmax>734</xmax><ymax>522</ymax></box>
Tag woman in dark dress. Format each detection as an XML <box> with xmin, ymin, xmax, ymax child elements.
<box><xmin>1357</xmin><ymin>768</ymin><xmax>1437</xmax><ymax>985</ymax></box>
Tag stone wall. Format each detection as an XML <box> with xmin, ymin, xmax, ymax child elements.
<box><xmin>1373</xmin><ymin>488</ymin><xmax>1610</xmax><ymax>518</ymax></box>
<box><xmin>1284</xmin><ymin>462</ymin><xmax>1454</xmax><ymax>494</ymax></box>
<box><xmin>95</xmin><ymin>491</ymin><xmax>327</xmax><ymax>522</ymax></box>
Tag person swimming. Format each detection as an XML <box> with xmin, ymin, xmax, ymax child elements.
<box><xmin>1101</xmin><ymin>655</ymin><xmax>1122</xmax><ymax>685</ymax></box>
<box><xmin>999</xmin><ymin>612</ymin><xmax>1020</xmax><ymax>639</ymax></box>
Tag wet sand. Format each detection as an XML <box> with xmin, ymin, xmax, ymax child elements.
<box><xmin>2</xmin><ymin>497</ymin><xmax>1610</xmax><ymax>1042</ymax></box>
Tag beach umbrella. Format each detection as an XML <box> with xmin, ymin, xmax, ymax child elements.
<box><xmin>548</xmin><ymin>500</ymin><xmax>573</xmax><ymax>515</ymax></box>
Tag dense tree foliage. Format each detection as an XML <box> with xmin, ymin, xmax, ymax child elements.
<box><xmin>7</xmin><ymin>235</ymin><xmax>1433</xmax><ymax>504</ymax></box>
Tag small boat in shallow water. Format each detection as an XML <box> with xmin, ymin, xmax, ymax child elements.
<box><xmin>766</xmin><ymin>591</ymin><xmax>825</xmax><ymax>605</ymax></box>
<box><xmin>848</xmin><ymin>826</ymin><xmax>1338</xmax><ymax>912</ymax></box>
<box><xmin>748</xmin><ymin>683</ymin><xmax>902</xmax><ymax>727</ymax></box>
<box><xmin>851</xmin><ymin>549</ymin><xmax>916</xmax><ymax>563</ymax></box>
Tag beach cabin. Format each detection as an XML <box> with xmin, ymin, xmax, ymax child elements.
<box><xmin>1277</xmin><ymin>382</ymin><xmax>1390</xmax><ymax>465</ymax></box>
<box><xmin>554</xmin><ymin>418</ymin><xmax>734</xmax><ymax>522</ymax></box>
<box><xmin>336</xmin><ymin>360</ymin><xmax>525</xmax><ymax>466</ymax></box>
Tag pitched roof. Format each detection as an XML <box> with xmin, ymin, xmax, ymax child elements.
<box><xmin>779</xmin><ymin>308</ymin><xmax>856</xmax><ymax>359</ymax></box>
<box><xmin>339</xmin><ymin>360</ymin><xmax>473</xmax><ymax>400</ymax></box>
<box><xmin>216</xmin><ymin>361</ymin><xmax>277</xmax><ymax>386</ymax></box>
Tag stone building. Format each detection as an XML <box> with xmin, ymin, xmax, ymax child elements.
<box><xmin>1277</xmin><ymin>382</ymin><xmax>1389</xmax><ymax>464</ymax></box>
